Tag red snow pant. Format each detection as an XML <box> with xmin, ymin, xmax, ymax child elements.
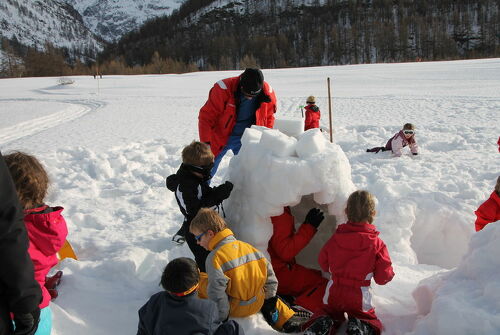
<box><xmin>313</xmin><ymin>278</ymin><xmax>383</xmax><ymax>335</ymax></box>
<box><xmin>274</xmin><ymin>263</ymin><xmax>328</xmax><ymax>314</ymax></box>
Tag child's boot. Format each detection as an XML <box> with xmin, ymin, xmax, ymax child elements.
<box><xmin>45</xmin><ymin>270</ymin><xmax>63</xmax><ymax>290</ymax></box>
<box><xmin>48</xmin><ymin>288</ymin><xmax>59</xmax><ymax>300</ymax></box>
<box><xmin>346</xmin><ymin>317</ymin><xmax>375</xmax><ymax>335</ymax></box>
<box><xmin>303</xmin><ymin>315</ymin><xmax>335</xmax><ymax>335</ymax></box>
<box><xmin>172</xmin><ymin>226</ymin><xmax>186</xmax><ymax>245</ymax></box>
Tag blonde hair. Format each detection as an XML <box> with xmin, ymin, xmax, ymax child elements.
<box><xmin>403</xmin><ymin>123</ymin><xmax>415</xmax><ymax>130</ymax></box>
<box><xmin>182</xmin><ymin>141</ymin><xmax>214</xmax><ymax>166</ymax></box>
<box><xmin>190</xmin><ymin>208</ymin><xmax>227</xmax><ymax>233</ymax></box>
<box><xmin>4</xmin><ymin>151</ymin><xmax>49</xmax><ymax>210</ymax></box>
<box><xmin>346</xmin><ymin>190</ymin><xmax>376</xmax><ymax>224</ymax></box>
<box><xmin>495</xmin><ymin>176</ymin><xmax>500</xmax><ymax>194</ymax></box>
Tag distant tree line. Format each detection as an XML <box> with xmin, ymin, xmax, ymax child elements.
<box><xmin>100</xmin><ymin>0</ymin><xmax>500</xmax><ymax>70</ymax></box>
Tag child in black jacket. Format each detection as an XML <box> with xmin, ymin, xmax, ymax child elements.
<box><xmin>166</xmin><ymin>141</ymin><xmax>233</xmax><ymax>272</ymax></box>
<box><xmin>137</xmin><ymin>257</ymin><xmax>244</xmax><ymax>335</ymax></box>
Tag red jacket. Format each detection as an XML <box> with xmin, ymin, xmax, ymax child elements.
<box><xmin>24</xmin><ymin>205</ymin><xmax>68</xmax><ymax>308</ymax></box>
<box><xmin>199</xmin><ymin>75</ymin><xmax>276</xmax><ymax>157</ymax></box>
<box><xmin>268</xmin><ymin>207</ymin><xmax>317</xmax><ymax>275</ymax></box>
<box><xmin>319</xmin><ymin>222</ymin><xmax>394</xmax><ymax>287</ymax></box>
<box><xmin>304</xmin><ymin>104</ymin><xmax>320</xmax><ymax>130</ymax></box>
<box><xmin>475</xmin><ymin>191</ymin><xmax>500</xmax><ymax>231</ymax></box>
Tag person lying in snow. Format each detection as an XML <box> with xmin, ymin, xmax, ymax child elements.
<box><xmin>137</xmin><ymin>257</ymin><xmax>244</xmax><ymax>335</ymax></box>
<box><xmin>303</xmin><ymin>190</ymin><xmax>394</xmax><ymax>335</ymax></box>
<box><xmin>268</xmin><ymin>207</ymin><xmax>328</xmax><ymax>314</ymax></box>
<box><xmin>166</xmin><ymin>141</ymin><xmax>233</xmax><ymax>273</ymax></box>
<box><xmin>5</xmin><ymin>151</ymin><xmax>69</xmax><ymax>335</ymax></box>
<box><xmin>474</xmin><ymin>176</ymin><xmax>500</xmax><ymax>232</ymax></box>
<box><xmin>366</xmin><ymin>123</ymin><xmax>419</xmax><ymax>157</ymax></box>
<box><xmin>190</xmin><ymin>208</ymin><xmax>309</xmax><ymax>333</ymax></box>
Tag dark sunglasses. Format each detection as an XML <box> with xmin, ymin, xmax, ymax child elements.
<box><xmin>403</xmin><ymin>130</ymin><xmax>415</xmax><ymax>135</ymax></box>
<box><xmin>194</xmin><ymin>231</ymin><xmax>206</xmax><ymax>241</ymax></box>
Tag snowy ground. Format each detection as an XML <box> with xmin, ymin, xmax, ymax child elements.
<box><xmin>0</xmin><ymin>59</ymin><xmax>499</xmax><ymax>334</ymax></box>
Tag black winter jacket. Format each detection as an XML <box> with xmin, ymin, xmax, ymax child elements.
<box><xmin>166</xmin><ymin>164</ymin><xmax>225</xmax><ymax>226</ymax></box>
<box><xmin>137</xmin><ymin>291</ymin><xmax>220</xmax><ymax>335</ymax></box>
<box><xmin>0</xmin><ymin>151</ymin><xmax>42</xmax><ymax>333</ymax></box>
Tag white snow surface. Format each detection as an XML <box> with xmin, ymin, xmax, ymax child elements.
<box><xmin>0</xmin><ymin>59</ymin><xmax>499</xmax><ymax>334</ymax></box>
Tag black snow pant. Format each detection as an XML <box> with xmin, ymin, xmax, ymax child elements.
<box><xmin>186</xmin><ymin>229</ymin><xmax>210</xmax><ymax>273</ymax></box>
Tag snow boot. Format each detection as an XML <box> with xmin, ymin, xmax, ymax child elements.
<box><xmin>48</xmin><ymin>288</ymin><xmax>59</xmax><ymax>300</ymax></box>
<box><xmin>172</xmin><ymin>226</ymin><xmax>187</xmax><ymax>245</ymax></box>
<box><xmin>282</xmin><ymin>310</ymin><xmax>312</xmax><ymax>333</ymax></box>
<box><xmin>303</xmin><ymin>315</ymin><xmax>335</xmax><ymax>335</ymax></box>
<box><xmin>346</xmin><ymin>317</ymin><xmax>375</xmax><ymax>335</ymax></box>
<box><xmin>45</xmin><ymin>271</ymin><xmax>63</xmax><ymax>290</ymax></box>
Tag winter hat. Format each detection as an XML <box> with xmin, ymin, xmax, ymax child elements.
<box><xmin>161</xmin><ymin>257</ymin><xmax>199</xmax><ymax>293</ymax></box>
<box><xmin>240</xmin><ymin>68</ymin><xmax>264</xmax><ymax>96</ymax></box>
<box><xmin>306</xmin><ymin>96</ymin><xmax>316</xmax><ymax>103</ymax></box>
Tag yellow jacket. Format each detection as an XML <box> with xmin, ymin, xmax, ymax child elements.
<box><xmin>206</xmin><ymin>228</ymin><xmax>278</xmax><ymax>321</ymax></box>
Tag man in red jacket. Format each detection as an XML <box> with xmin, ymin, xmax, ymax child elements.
<box><xmin>268</xmin><ymin>207</ymin><xmax>328</xmax><ymax>314</ymax></box>
<box><xmin>199</xmin><ymin>68</ymin><xmax>277</xmax><ymax>175</ymax></box>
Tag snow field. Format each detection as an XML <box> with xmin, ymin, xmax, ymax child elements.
<box><xmin>0</xmin><ymin>59</ymin><xmax>499</xmax><ymax>334</ymax></box>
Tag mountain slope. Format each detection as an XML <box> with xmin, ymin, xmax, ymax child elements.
<box><xmin>0</xmin><ymin>0</ymin><xmax>103</xmax><ymax>60</ymax></box>
<box><xmin>61</xmin><ymin>0</ymin><xmax>185</xmax><ymax>42</ymax></box>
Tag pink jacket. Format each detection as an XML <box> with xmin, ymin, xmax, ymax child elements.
<box><xmin>24</xmin><ymin>205</ymin><xmax>68</xmax><ymax>308</ymax></box>
<box><xmin>385</xmin><ymin>130</ymin><xmax>418</xmax><ymax>157</ymax></box>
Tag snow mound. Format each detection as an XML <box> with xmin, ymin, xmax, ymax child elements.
<box><xmin>411</xmin><ymin>221</ymin><xmax>500</xmax><ymax>335</ymax></box>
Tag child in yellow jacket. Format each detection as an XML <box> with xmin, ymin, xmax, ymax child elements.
<box><xmin>190</xmin><ymin>208</ymin><xmax>306</xmax><ymax>332</ymax></box>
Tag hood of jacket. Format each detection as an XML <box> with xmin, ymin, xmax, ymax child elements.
<box><xmin>24</xmin><ymin>205</ymin><xmax>68</xmax><ymax>257</ymax></box>
<box><xmin>333</xmin><ymin>221</ymin><xmax>380</xmax><ymax>251</ymax></box>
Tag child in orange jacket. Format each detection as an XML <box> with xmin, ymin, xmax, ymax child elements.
<box><xmin>474</xmin><ymin>176</ymin><xmax>500</xmax><ymax>232</ymax></box>
<box><xmin>304</xmin><ymin>96</ymin><xmax>321</xmax><ymax>131</ymax></box>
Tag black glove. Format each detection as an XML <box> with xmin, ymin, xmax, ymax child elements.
<box><xmin>413</xmin><ymin>152</ymin><xmax>418</xmax><ymax>155</ymax></box>
<box><xmin>13</xmin><ymin>308</ymin><xmax>40</xmax><ymax>335</ymax></box>
<box><xmin>261</xmin><ymin>296</ymin><xmax>279</xmax><ymax>326</ymax></box>
<box><xmin>214</xmin><ymin>181</ymin><xmax>233</xmax><ymax>202</ymax></box>
<box><xmin>304</xmin><ymin>208</ymin><xmax>324</xmax><ymax>229</ymax></box>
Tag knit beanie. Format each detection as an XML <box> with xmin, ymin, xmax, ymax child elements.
<box><xmin>306</xmin><ymin>95</ymin><xmax>316</xmax><ymax>103</ymax></box>
<box><xmin>240</xmin><ymin>68</ymin><xmax>264</xmax><ymax>96</ymax></box>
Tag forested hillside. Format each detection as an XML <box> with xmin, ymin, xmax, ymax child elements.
<box><xmin>100</xmin><ymin>0</ymin><xmax>500</xmax><ymax>71</ymax></box>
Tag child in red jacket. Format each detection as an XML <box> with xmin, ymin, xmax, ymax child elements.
<box><xmin>474</xmin><ymin>176</ymin><xmax>500</xmax><ymax>232</ymax></box>
<box><xmin>5</xmin><ymin>152</ymin><xmax>68</xmax><ymax>335</ymax></box>
<box><xmin>304</xmin><ymin>190</ymin><xmax>394</xmax><ymax>335</ymax></box>
<box><xmin>304</xmin><ymin>96</ymin><xmax>321</xmax><ymax>131</ymax></box>
<box><xmin>268</xmin><ymin>207</ymin><xmax>328</xmax><ymax>313</ymax></box>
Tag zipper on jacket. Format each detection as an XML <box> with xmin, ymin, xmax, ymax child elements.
<box><xmin>224</xmin><ymin>114</ymin><xmax>233</xmax><ymax>129</ymax></box>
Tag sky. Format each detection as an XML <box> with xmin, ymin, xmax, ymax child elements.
<box><xmin>0</xmin><ymin>58</ymin><xmax>499</xmax><ymax>334</ymax></box>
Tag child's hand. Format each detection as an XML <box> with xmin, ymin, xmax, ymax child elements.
<box><xmin>304</xmin><ymin>208</ymin><xmax>325</xmax><ymax>229</ymax></box>
<box><xmin>215</xmin><ymin>181</ymin><xmax>233</xmax><ymax>201</ymax></box>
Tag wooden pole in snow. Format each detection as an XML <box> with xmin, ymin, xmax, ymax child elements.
<box><xmin>327</xmin><ymin>77</ymin><xmax>333</xmax><ymax>143</ymax></box>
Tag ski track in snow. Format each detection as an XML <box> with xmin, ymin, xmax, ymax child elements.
<box><xmin>0</xmin><ymin>98</ymin><xmax>103</xmax><ymax>145</ymax></box>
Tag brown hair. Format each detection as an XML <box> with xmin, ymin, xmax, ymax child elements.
<box><xmin>4</xmin><ymin>151</ymin><xmax>49</xmax><ymax>209</ymax></box>
<box><xmin>403</xmin><ymin>123</ymin><xmax>415</xmax><ymax>130</ymax></box>
<box><xmin>495</xmin><ymin>176</ymin><xmax>500</xmax><ymax>194</ymax></box>
<box><xmin>346</xmin><ymin>190</ymin><xmax>376</xmax><ymax>224</ymax></box>
<box><xmin>182</xmin><ymin>141</ymin><xmax>214</xmax><ymax>166</ymax></box>
<box><xmin>190</xmin><ymin>208</ymin><xmax>227</xmax><ymax>233</ymax></box>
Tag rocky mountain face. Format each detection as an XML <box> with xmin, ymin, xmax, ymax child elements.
<box><xmin>61</xmin><ymin>0</ymin><xmax>185</xmax><ymax>42</ymax></box>
<box><xmin>0</xmin><ymin>0</ymin><xmax>103</xmax><ymax>61</ymax></box>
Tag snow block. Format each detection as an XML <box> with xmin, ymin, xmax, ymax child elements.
<box><xmin>274</xmin><ymin>117</ymin><xmax>304</xmax><ymax>137</ymax></box>
<box><xmin>296</xmin><ymin>128</ymin><xmax>327</xmax><ymax>158</ymax></box>
<box><xmin>259</xmin><ymin>129</ymin><xmax>297</xmax><ymax>157</ymax></box>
